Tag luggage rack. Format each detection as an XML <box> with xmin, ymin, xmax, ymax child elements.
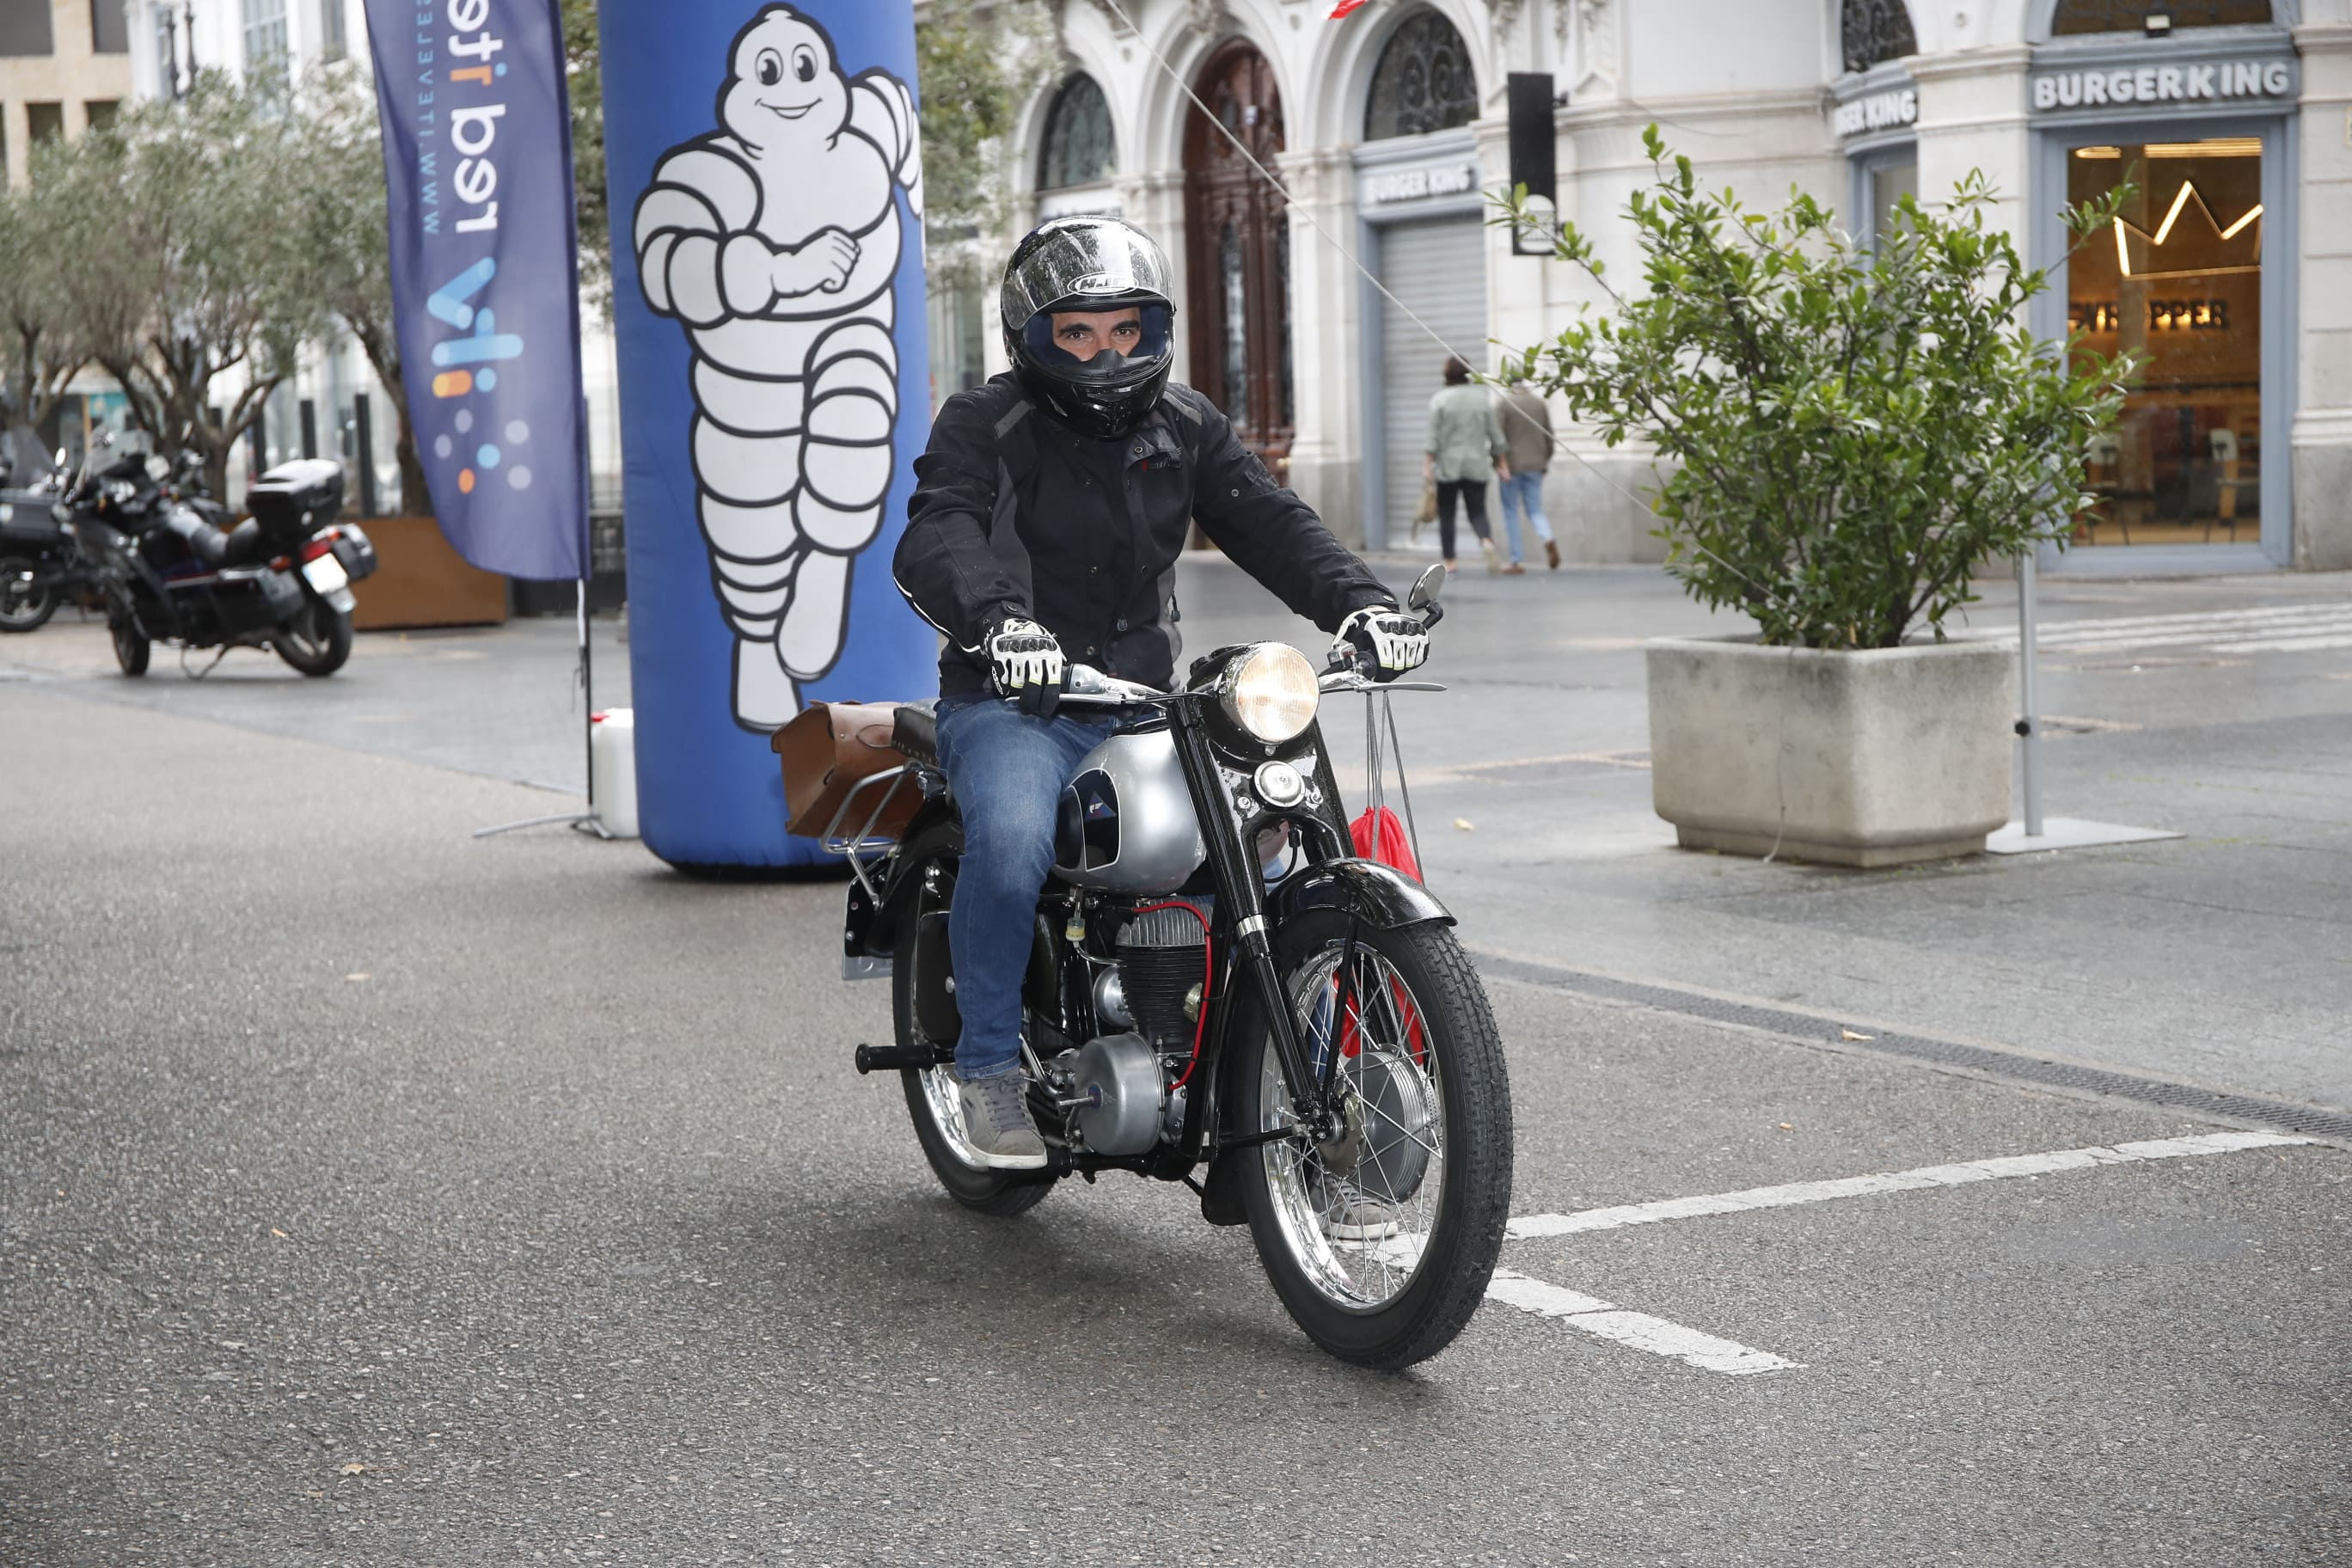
<box><xmin>816</xmin><ymin>764</ymin><xmax>922</xmax><ymax>902</ymax></box>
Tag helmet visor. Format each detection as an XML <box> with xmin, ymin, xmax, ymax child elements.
<box><xmin>1018</xmin><ymin>301</ymin><xmax>1174</xmax><ymax>385</ymax></box>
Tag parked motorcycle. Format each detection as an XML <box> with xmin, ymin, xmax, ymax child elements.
<box><xmin>0</xmin><ymin>446</ymin><xmax>100</xmax><ymax>633</ymax></box>
<box><xmin>836</xmin><ymin>567</ymin><xmax>1513</xmax><ymax>1369</ymax></box>
<box><xmin>58</xmin><ymin>432</ymin><xmax>377</xmax><ymax>677</ymax></box>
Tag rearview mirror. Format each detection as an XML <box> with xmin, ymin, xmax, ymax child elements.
<box><xmin>1406</xmin><ymin>563</ymin><xmax>1445</xmax><ymax>612</ymax></box>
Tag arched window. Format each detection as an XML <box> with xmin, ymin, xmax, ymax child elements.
<box><xmin>1038</xmin><ymin>74</ymin><xmax>1117</xmax><ymax>191</ymax></box>
<box><xmin>1841</xmin><ymin>0</ymin><xmax>1919</xmax><ymax>75</ymax></box>
<box><xmin>1363</xmin><ymin>9</ymin><xmax>1479</xmax><ymax>142</ymax></box>
<box><xmin>2050</xmin><ymin>0</ymin><xmax>2269</xmax><ymax>34</ymax></box>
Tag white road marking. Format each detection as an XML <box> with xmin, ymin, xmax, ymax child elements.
<box><xmin>2210</xmin><ymin>632</ymin><xmax>2352</xmax><ymax>654</ymax></box>
<box><xmin>1484</xmin><ymin>1270</ymin><xmax>1798</xmax><ymax>1375</ymax></box>
<box><xmin>1505</xmin><ymin>1131</ymin><xmax>2311</xmax><ymax>1241</ymax></box>
<box><xmin>1969</xmin><ymin>603</ymin><xmax>2352</xmax><ymax>657</ymax></box>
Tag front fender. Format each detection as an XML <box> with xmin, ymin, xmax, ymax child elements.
<box><xmin>1264</xmin><ymin>857</ymin><xmax>1451</xmax><ymax>963</ymax></box>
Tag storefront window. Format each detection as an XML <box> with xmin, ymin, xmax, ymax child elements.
<box><xmin>2067</xmin><ymin>138</ymin><xmax>2263</xmax><ymax>545</ymax></box>
<box><xmin>2051</xmin><ymin>1</ymin><xmax>2269</xmax><ymax>35</ymax></box>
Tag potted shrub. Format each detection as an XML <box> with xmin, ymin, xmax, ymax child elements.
<box><xmin>1503</xmin><ymin>130</ymin><xmax>2139</xmax><ymax>866</ymax></box>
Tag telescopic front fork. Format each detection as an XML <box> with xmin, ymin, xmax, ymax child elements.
<box><xmin>1167</xmin><ymin>705</ymin><xmax>1341</xmax><ymax>1146</ymax></box>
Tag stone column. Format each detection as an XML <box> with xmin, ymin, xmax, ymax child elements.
<box><xmin>1278</xmin><ymin>144</ymin><xmax>1364</xmax><ymax>545</ymax></box>
<box><xmin>1910</xmin><ymin>44</ymin><xmax>2035</xmax><ymax>244</ymax></box>
<box><xmin>2292</xmin><ymin>20</ymin><xmax>2352</xmax><ymax>568</ymax></box>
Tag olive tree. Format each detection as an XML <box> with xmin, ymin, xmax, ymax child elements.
<box><xmin>41</xmin><ymin>71</ymin><xmax>333</xmax><ymax>499</ymax></box>
<box><xmin>0</xmin><ymin>181</ymin><xmax>89</xmax><ymax>478</ymax></box>
<box><xmin>1500</xmin><ymin>128</ymin><xmax>2143</xmax><ymax>651</ymax></box>
<box><xmin>295</xmin><ymin>67</ymin><xmax>431</xmax><ymax>517</ymax></box>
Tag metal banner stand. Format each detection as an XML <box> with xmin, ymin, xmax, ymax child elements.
<box><xmin>1984</xmin><ymin>549</ymin><xmax>2182</xmax><ymax>855</ymax></box>
<box><xmin>471</xmin><ymin>578</ymin><xmax>617</xmax><ymax>840</ymax></box>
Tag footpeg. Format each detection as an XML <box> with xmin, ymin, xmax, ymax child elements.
<box><xmin>854</xmin><ymin>1041</ymin><xmax>951</xmax><ymax>1075</ymax></box>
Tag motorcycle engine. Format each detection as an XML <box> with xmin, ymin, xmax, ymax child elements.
<box><xmin>1062</xmin><ymin>903</ymin><xmax>1210</xmax><ymax>1157</ymax></box>
<box><xmin>1112</xmin><ymin>902</ymin><xmax>1210</xmax><ymax>1057</ymax></box>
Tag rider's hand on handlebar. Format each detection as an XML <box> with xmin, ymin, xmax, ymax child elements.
<box><xmin>987</xmin><ymin>616</ymin><xmax>1067</xmax><ymax>716</ymax></box>
<box><xmin>1332</xmin><ymin>605</ymin><xmax>1430</xmax><ymax>683</ymax></box>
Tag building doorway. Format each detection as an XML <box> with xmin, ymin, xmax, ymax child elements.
<box><xmin>1183</xmin><ymin>40</ymin><xmax>1294</xmax><ymax>478</ymax></box>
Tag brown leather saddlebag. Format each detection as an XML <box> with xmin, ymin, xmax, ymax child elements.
<box><xmin>770</xmin><ymin>701</ymin><xmax>922</xmax><ymax>842</ymax></box>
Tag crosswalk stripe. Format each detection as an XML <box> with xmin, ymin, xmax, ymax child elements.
<box><xmin>1964</xmin><ymin>604</ymin><xmax>2352</xmax><ymax>656</ymax></box>
<box><xmin>2014</xmin><ymin>603</ymin><xmax>2352</xmax><ymax>635</ymax></box>
<box><xmin>2209</xmin><ymin>632</ymin><xmax>2352</xmax><ymax>654</ymax></box>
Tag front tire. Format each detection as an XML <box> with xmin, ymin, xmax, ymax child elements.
<box><xmin>1234</xmin><ymin>910</ymin><xmax>1513</xmax><ymax>1369</ymax></box>
<box><xmin>892</xmin><ymin>902</ymin><xmax>1055</xmax><ymax>1217</ymax></box>
<box><xmin>0</xmin><ymin>555</ymin><xmax>57</xmax><ymax>632</ymax></box>
<box><xmin>111</xmin><ymin>616</ymin><xmax>150</xmax><ymax>676</ymax></box>
<box><xmin>274</xmin><ymin>601</ymin><xmax>352</xmax><ymax>677</ymax></box>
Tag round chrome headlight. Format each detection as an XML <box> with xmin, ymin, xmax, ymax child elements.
<box><xmin>1222</xmin><ymin>643</ymin><xmax>1319</xmax><ymax>744</ymax></box>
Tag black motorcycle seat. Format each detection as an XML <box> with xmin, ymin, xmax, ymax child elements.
<box><xmin>218</xmin><ymin>518</ymin><xmax>265</xmax><ymax>566</ymax></box>
<box><xmin>181</xmin><ymin>516</ymin><xmax>265</xmax><ymax>568</ymax></box>
<box><xmin>891</xmin><ymin>701</ymin><xmax>939</xmax><ymax>765</ymax></box>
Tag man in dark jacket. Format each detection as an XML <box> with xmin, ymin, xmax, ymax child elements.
<box><xmin>893</xmin><ymin>216</ymin><xmax>1431</xmax><ymax>1167</ymax></box>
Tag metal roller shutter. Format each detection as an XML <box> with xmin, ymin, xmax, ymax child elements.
<box><xmin>1377</xmin><ymin>216</ymin><xmax>1488</xmax><ymax>548</ymax></box>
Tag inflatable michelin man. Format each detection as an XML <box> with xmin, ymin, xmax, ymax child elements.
<box><xmin>633</xmin><ymin>6</ymin><xmax>922</xmax><ymax>730</ymax></box>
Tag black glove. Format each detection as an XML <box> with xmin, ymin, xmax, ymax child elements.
<box><xmin>1332</xmin><ymin>605</ymin><xmax>1430</xmax><ymax>683</ymax></box>
<box><xmin>986</xmin><ymin>615</ymin><xmax>1066</xmax><ymax>716</ymax></box>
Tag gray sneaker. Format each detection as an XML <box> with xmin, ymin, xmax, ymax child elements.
<box><xmin>954</xmin><ymin>1067</ymin><xmax>1048</xmax><ymax>1170</ymax></box>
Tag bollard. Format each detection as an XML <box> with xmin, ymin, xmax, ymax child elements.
<box><xmin>598</xmin><ymin>0</ymin><xmax>934</xmax><ymax>868</ymax></box>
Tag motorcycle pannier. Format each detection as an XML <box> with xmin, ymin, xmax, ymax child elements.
<box><xmin>772</xmin><ymin>700</ymin><xmax>922</xmax><ymax>842</ymax></box>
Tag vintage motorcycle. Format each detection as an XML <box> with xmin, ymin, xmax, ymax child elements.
<box><xmin>59</xmin><ymin>433</ymin><xmax>377</xmax><ymax>678</ymax></box>
<box><xmin>835</xmin><ymin>567</ymin><xmax>1512</xmax><ymax>1369</ymax></box>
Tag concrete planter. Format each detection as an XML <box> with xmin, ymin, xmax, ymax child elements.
<box><xmin>1645</xmin><ymin>636</ymin><xmax>2016</xmax><ymax>868</ymax></box>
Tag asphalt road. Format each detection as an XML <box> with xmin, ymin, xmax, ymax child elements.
<box><xmin>5</xmin><ymin>665</ymin><xmax>2348</xmax><ymax>1564</ymax></box>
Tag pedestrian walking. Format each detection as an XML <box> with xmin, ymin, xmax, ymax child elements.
<box><xmin>1423</xmin><ymin>356</ymin><xmax>1509</xmax><ymax>574</ymax></box>
<box><xmin>1495</xmin><ymin>368</ymin><xmax>1560</xmax><ymax>571</ymax></box>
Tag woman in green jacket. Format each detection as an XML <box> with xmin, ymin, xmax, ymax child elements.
<box><xmin>1423</xmin><ymin>356</ymin><xmax>1510</xmax><ymax>573</ymax></box>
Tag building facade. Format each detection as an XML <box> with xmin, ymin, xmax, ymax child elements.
<box><xmin>975</xmin><ymin>0</ymin><xmax>2349</xmax><ymax>572</ymax></box>
<box><xmin>3</xmin><ymin>0</ymin><xmax>135</xmax><ymax>469</ymax></box>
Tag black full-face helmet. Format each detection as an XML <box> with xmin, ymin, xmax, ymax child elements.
<box><xmin>1001</xmin><ymin>217</ymin><xmax>1177</xmax><ymax>441</ymax></box>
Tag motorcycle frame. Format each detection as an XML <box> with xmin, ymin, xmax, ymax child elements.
<box><xmin>851</xmin><ymin>675</ymin><xmax>1453</xmax><ymax>1185</ymax></box>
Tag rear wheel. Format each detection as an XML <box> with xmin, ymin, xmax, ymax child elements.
<box><xmin>110</xmin><ymin>616</ymin><xmax>150</xmax><ymax>676</ymax></box>
<box><xmin>0</xmin><ymin>554</ymin><xmax>57</xmax><ymax>632</ymax></box>
<box><xmin>1235</xmin><ymin>910</ymin><xmax>1513</xmax><ymax>1369</ymax></box>
<box><xmin>274</xmin><ymin>601</ymin><xmax>352</xmax><ymax>677</ymax></box>
<box><xmin>893</xmin><ymin>900</ymin><xmax>1056</xmax><ymax>1216</ymax></box>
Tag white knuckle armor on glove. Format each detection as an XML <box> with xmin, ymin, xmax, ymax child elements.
<box><xmin>986</xmin><ymin>616</ymin><xmax>1065</xmax><ymax>693</ymax></box>
<box><xmin>1332</xmin><ymin>606</ymin><xmax>1429</xmax><ymax>681</ymax></box>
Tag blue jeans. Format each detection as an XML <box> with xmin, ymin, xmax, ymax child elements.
<box><xmin>933</xmin><ymin>695</ymin><xmax>1122</xmax><ymax>1078</ymax></box>
<box><xmin>1496</xmin><ymin>470</ymin><xmax>1554</xmax><ymax>564</ymax></box>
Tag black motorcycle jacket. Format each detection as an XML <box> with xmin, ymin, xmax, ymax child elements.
<box><xmin>895</xmin><ymin>374</ymin><xmax>1396</xmax><ymax>697</ymax></box>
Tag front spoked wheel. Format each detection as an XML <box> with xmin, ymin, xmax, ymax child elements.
<box><xmin>1236</xmin><ymin>910</ymin><xmax>1513</xmax><ymax>1369</ymax></box>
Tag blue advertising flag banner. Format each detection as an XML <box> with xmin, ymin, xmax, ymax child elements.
<box><xmin>361</xmin><ymin>0</ymin><xmax>588</xmax><ymax>581</ymax></box>
<box><xmin>598</xmin><ymin>0</ymin><xmax>934</xmax><ymax>868</ymax></box>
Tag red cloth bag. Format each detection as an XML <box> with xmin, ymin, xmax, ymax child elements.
<box><xmin>1340</xmin><ymin>806</ymin><xmax>1426</xmax><ymax>1060</ymax></box>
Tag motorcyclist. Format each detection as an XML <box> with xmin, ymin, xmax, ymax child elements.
<box><xmin>893</xmin><ymin>216</ymin><xmax>1432</xmax><ymax>1168</ymax></box>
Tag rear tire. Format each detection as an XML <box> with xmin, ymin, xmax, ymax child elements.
<box><xmin>274</xmin><ymin>602</ymin><xmax>352</xmax><ymax>677</ymax></box>
<box><xmin>892</xmin><ymin>902</ymin><xmax>1055</xmax><ymax>1216</ymax></box>
<box><xmin>111</xmin><ymin>616</ymin><xmax>150</xmax><ymax>676</ymax></box>
<box><xmin>1234</xmin><ymin>911</ymin><xmax>1513</xmax><ymax>1369</ymax></box>
<box><xmin>0</xmin><ymin>555</ymin><xmax>57</xmax><ymax>632</ymax></box>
